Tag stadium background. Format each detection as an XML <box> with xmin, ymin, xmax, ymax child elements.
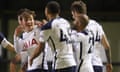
<box><xmin>0</xmin><ymin>0</ymin><xmax>120</xmax><ymax>72</ymax></box>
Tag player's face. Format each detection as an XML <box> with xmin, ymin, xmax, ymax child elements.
<box><xmin>73</xmin><ymin>17</ymin><xmax>81</xmax><ymax>30</ymax></box>
<box><xmin>45</xmin><ymin>8</ymin><xmax>49</xmax><ymax>20</ymax></box>
<box><xmin>22</xmin><ymin>15</ymin><xmax>35</xmax><ymax>32</ymax></box>
<box><xmin>45</xmin><ymin>7</ymin><xmax>52</xmax><ymax>21</ymax></box>
<box><xmin>71</xmin><ymin>11</ymin><xmax>77</xmax><ymax>19</ymax></box>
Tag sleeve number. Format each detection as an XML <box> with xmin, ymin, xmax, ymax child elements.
<box><xmin>95</xmin><ymin>31</ymin><xmax>100</xmax><ymax>42</ymax></box>
<box><xmin>60</xmin><ymin>29</ymin><xmax>68</xmax><ymax>42</ymax></box>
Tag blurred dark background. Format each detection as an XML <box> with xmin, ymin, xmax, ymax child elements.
<box><xmin>0</xmin><ymin>0</ymin><xmax>120</xmax><ymax>21</ymax></box>
<box><xmin>0</xmin><ymin>0</ymin><xmax>120</xmax><ymax>72</ymax></box>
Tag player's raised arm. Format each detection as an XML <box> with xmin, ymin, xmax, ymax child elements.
<box><xmin>0</xmin><ymin>32</ymin><xmax>15</xmax><ymax>53</ymax></box>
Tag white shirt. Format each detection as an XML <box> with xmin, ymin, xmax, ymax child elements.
<box><xmin>71</xmin><ymin>29</ymin><xmax>94</xmax><ymax>72</ymax></box>
<box><xmin>87</xmin><ymin>20</ymin><xmax>106</xmax><ymax>66</ymax></box>
<box><xmin>14</xmin><ymin>26</ymin><xmax>48</xmax><ymax>70</ymax></box>
<box><xmin>39</xmin><ymin>17</ymin><xmax>76</xmax><ymax>69</ymax></box>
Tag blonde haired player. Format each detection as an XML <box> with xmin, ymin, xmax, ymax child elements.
<box><xmin>71</xmin><ymin>1</ymin><xmax>112</xmax><ymax>72</ymax></box>
<box><xmin>71</xmin><ymin>15</ymin><xmax>94</xmax><ymax>72</ymax></box>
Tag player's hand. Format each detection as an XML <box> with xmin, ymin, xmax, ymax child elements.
<box><xmin>106</xmin><ymin>63</ymin><xmax>113</xmax><ymax>72</ymax></box>
<box><xmin>14</xmin><ymin>25</ymin><xmax>24</xmax><ymax>36</ymax></box>
<box><xmin>35</xmin><ymin>19</ymin><xmax>48</xmax><ymax>28</ymax></box>
<box><xmin>0</xmin><ymin>32</ymin><xmax>5</xmax><ymax>44</ymax></box>
<box><xmin>35</xmin><ymin>20</ymin><xmax>44</xmax><ymax>28</ymax></box>
<box><xmin>42</xmin><ymin>19</ymin><xmax>48</xmax><ymax>24</ymax></box>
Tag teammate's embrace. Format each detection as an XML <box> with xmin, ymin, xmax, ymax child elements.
<box><xmin>30</xmin><ymin>1</ymin><xmax>76</xmax><ymax>72</ymax></box>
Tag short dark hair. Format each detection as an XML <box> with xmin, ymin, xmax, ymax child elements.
<box><xmin>46</xmin><ymin>1</ymin><xmax>60</xmax><ymax>15</ymax></box>
<box><xmin>71</xmin><ymin>1</ymin><xmax>87</xmax><ymax>14</ymax></box>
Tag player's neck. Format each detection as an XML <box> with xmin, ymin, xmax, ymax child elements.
<box><xmin>49</xmin><ymin>14</ymin><xmax>59</xmax><ymax>21</ymax></box>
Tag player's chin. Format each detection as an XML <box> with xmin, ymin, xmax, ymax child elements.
<box><xmin>26</xmin><ymin>27</ymin><xmax>33</xmax><ymax>32</ymax></box>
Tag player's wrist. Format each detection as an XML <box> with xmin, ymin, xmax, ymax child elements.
<box><xmin>106</xmin><ymin>63</ymin><xmax>111</xmax><ymax>66</ymax></box>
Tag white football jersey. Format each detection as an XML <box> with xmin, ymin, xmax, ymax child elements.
<box><xmin>39</xmin><ymin>17</ymin><xmax>76</xmax><ymax>69</ymax></box>
<box><xmin>87</xmin><ymin>20</ymin><xmax>105</xmax><ymax>66</ymax></box>
<box><xmin>71</xmin><ymin>29</ymin><xmax>94</xmax><ymax>72</ymax></box>
<box><xmin>43</xmin><ymin>42</ymin><xmax>54</xmax><ymax>70</ymax></box>
<box><xmin>14</xmin><ymin>26</ymin><xmax>48</xmax><ymax>70</ymax></box>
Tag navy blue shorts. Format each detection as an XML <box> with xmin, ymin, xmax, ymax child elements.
<box><xmin>93</xmin><ymin>65</ymin><xmax>103</xmax><ymax>72</ymax></box>
<box><xmin>55</xmin><ymin>66</ymin><xmax>76</xmax><ymax>72</ymax></box>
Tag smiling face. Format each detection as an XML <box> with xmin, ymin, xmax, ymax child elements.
<box><xmin>72</xmin><ymin>16</ymin><xmax>81</xmax><ymax>30</ymax></box>
<box><xmin>19</xmin><ymin>14</ymin><xmax>35</xmax><ymax>32</ymax></box>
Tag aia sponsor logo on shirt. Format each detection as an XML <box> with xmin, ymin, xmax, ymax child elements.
<box><xmin>23</xmin><ymin>38</ymin><xmax>38</xmax><ymax>50</ymax></box>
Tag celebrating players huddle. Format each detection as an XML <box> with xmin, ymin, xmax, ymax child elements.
<box><xmin>0</xmin><ymin>1</ymin><xmax>112</xmax><ymax>72</ymax></box>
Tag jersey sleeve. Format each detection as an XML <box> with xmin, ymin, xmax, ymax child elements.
<box><xmin>97</xmin><ymin>24</ymin><xmax>105</xmax><ymax>35</ymax></box>
<box><xmin>95</xmin><ymin>21</ymin><xmax>104</xmax><ymax>35</ymax></box>
<box><xmin>39</xmin><ymin>30</ymin><xmax>51</xmax><ymax>42</ymax></box>
<box><xmin>39</xmin><ymin>21</ymin><xmax>53</xmax><ymax>42</ymax></box>
<box><xmin>95</xmin><ymin>22</ymin><xmax>105</xmax><ymax>42</ymax></box>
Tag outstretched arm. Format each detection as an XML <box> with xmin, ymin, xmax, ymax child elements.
<box><xmin>102</xmin><ymin>34</ymin><xmax>112</xmax><ymax>72</ymax></box>
<box><xmin>0</xmin><ymin>32</ymin><xmax>15</xmax><ymax>53</ymax></box>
